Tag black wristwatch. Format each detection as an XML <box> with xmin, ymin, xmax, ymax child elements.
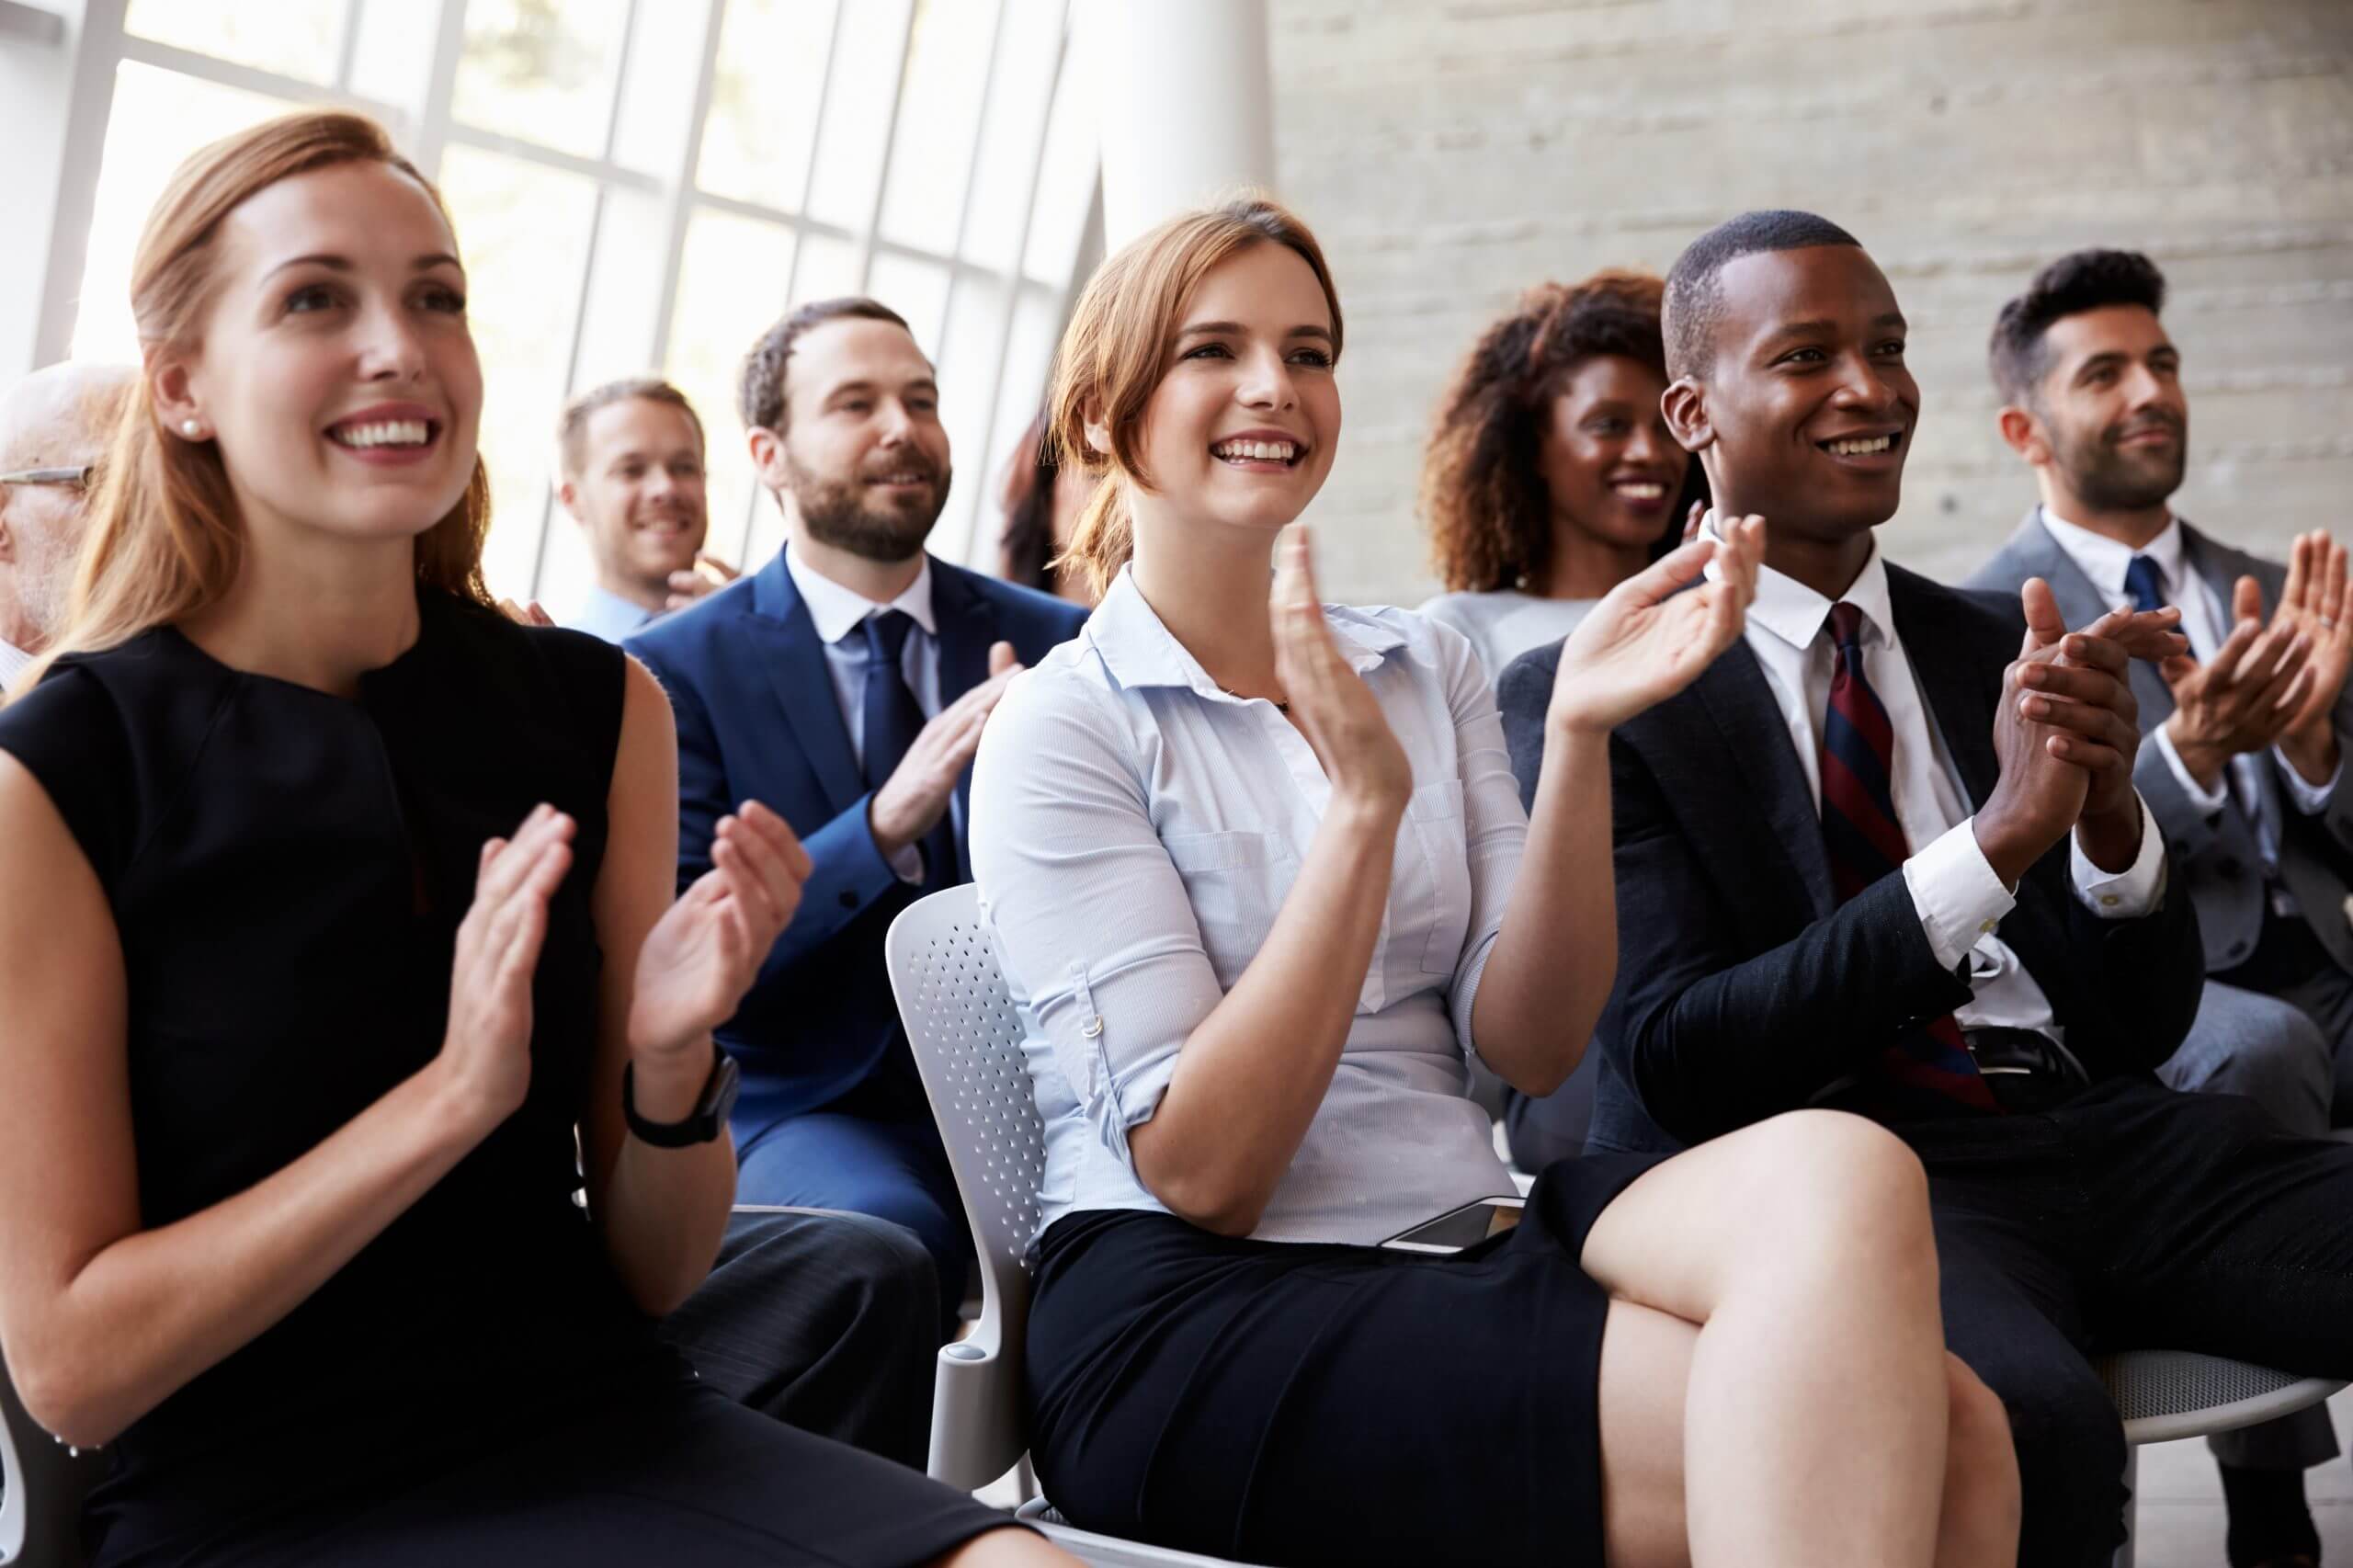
<box><xmin>623</xmin><ymin>1042</ymin><xmax>740</xmax><ymax>1148</ymax></box>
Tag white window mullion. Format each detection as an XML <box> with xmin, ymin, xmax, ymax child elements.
<box><xmin>952</xmin><ymin>1</ymin><xmax>1074</xmax><ymax>569</ymax></box>
<box><xmin>642</xmin><ymin>0</ymin><xmax>729</xmax><ymax>372</ymax></box>
<box><xmin>408</xmin><ymin>0</ymin><xmax>472</xmax><ymax>179</ymax></box>
<box><xmin>850</xmin><ymin>4</ymin><xmax>920</xmax><ymax>294</ymax></box>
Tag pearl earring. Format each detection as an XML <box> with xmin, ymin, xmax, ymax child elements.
<box><xmin>181</xmin><ymin>419</ymin><xmax>203</xmax><ymax>438</ymax></box>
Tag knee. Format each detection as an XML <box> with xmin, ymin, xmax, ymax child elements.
<box><xmin>1743</xmin><ymin>1111</ymin><xmax>1933</xmax><ymax>1266</ymax></box>
<box><xmin>1943</xmin><ymin>1358</ymin><xmax>2022</xmax><ymax>1547</ymax></box>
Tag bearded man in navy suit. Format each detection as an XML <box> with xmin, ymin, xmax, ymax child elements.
<box><xmin>631</xmin><ymin>299</ymin><xmax>1086</xmax><ymax>1323</ymax></box>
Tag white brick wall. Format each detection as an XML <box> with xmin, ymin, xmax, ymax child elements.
<box><xmin>1267</xmin><ymin>0</ymin><xmax>2353</xmax><ymax>605</ymax></box>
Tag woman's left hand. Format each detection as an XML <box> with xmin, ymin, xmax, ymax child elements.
<box><xmin>1547</xmin><ymin>513</ymin><xmax>1766</xmax><ymax>734</ymax></box>
<box><xmin>628</xmin><ymin>801</ymin><xmax>813</xmax><ymax>1063</ymax></box>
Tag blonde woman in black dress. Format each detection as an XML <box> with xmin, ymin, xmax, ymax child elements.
<box><xmin>0</xmin><ymin>111</ymin><xmax>1063</xmax><ymax>1568</ymax></box>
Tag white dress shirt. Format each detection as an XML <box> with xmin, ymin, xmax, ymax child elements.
<box><xmin>2039</xmin><ymin>510</ymin><xmax>2336</xmax><ymax>892</ymax></box>
<box><xmin>1738</xmin><ymin>538</ymin><xmax>2165</xmax><ymax>1040</ymax></box>
<box><xmin>970</xmin><ymin>567</ymin><xmax>1521</xmax><ymax>1246</ymax></box>
<box><xmin>784</xmin><ymin>545</ymin><xmax>941</xmax><ymax>881</ymax></box>
<box><xmin>0</xmin><ymin>638</ymin><xmax>31</xmax><ymax>688</ymax></box>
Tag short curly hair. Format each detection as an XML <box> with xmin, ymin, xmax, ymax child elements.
<box><xmin>1988</xmin><ymin>248</ymin><xmax>2167</xmax><ymax>405</ymax></box>
<box><xmin>1421</xmin><ymin>270</ymin><xmax>1678</xmax><ymax>595</ymax></box>
<box><xmin>735</xmin><ymin>296</ymin><xmax>913</xmax><ymax>434</ymax></box>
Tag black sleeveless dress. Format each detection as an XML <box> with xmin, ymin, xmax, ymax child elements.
<box><xmin>0</xmin><ymin>590</ymin><xmax>1013</xmax><ymax>1567</ymax></box>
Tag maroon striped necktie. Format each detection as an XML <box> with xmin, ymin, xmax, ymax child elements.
<box><xmin>1818</xmin><ymin>602</ymin><xmax>2000</xmax><ymax>1116</ymax></box>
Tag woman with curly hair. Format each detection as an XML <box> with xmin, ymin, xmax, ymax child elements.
<box><xmin>1418</xmin><ymin>270</ymin><xmax>1703</xmax><ymax>682</ymax></box>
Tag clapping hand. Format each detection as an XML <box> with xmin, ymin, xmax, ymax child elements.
<box><xmin>438</xmin><ymin>804</ymin><xmax>576</xmax><ymax>1129</ymax></box>
<box><xmin>2273</xmin><ymin>531</ymin><xmax>2352</xmax><ymax>760</ymax></box>
<box><xmin>665</xmin><ymin>552</ymin><xmax>743</xmax><ymax>612</ymax></box>
<box><xmin>1269</xmin><ymin>528</ymin><xmax>1412</xmax><ymax>812</ymax></box>
<box><xmin>1545</xmin><ymin>513</ymin><xmax>1766</xmax><ymax>735</ymax></box>
<box><xmin>628</xmin><ymin>801</ymin><xmax>812</xmax><ymax>1066</ymax></box>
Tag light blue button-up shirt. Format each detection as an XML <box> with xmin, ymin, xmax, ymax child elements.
<box><xmin>969</xmin><ymin>566</ymin><xmax>1523</xmax><ymax>1247</ymax></box>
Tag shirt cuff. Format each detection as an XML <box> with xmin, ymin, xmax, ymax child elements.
<box><xmin>2069</xmin><ymin>793</ymin><xmax>2165</xmax><ymax>918</ymax></box>
<box><xmin>889</xmin><ymin>841</ymin><xmax>924</xmax><ymax>883</ymax></box>
<box><xmin>2273</xmin><ymin>744</ymin><xmax>2341</xmax><ymax>815</ymax></box>
<box><xmin>2154</xmin><ymin>723</ymin><xmax>2230</xmax><ymax>816</ymax></box>
<box><xmin>1902</xmin><ymin>819</ymin><xmax>2019</xmax><ymax>972</ymax></box>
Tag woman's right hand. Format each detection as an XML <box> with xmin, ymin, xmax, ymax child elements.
<box><xmin>436</xmin><ymin>803</ymin><xmax>575</xmax><ymax>1131</ymax></box>
<box><xmin>1547</xmin><ymin>513</ymin><xmax>1765</xmax><ymax>735</ymax></box>
<box><xmin>1270</xmin><ymin>527</ymin><xmax>1412</xmax><ymax>814</ymax></box>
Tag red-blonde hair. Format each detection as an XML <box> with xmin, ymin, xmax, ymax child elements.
<box><xmin>1047</xmin><ymin>196</ymin><xmax>1343</xmax><ymax>599</ymax></box>
<box><xmin>12</xmin><ymin>109</ymin><xmax>491</xmax><ymax>699</ymax></box>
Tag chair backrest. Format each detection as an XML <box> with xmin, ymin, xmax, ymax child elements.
<box><xmin>2</xmin><ymin>1354</ymin><xmax>98</xmax><ymax>1568</ymax></box>
<box><xmin>885</xmin><ymin>884</ymin><xmax>1045</xmax><ymax>1485</ymax></box>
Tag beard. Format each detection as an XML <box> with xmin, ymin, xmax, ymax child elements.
<box><xmin>786</xmin><ymin>450</ymin><xmax>953</xmax><ymax>564</ymax></box>
<box><xmin>2052</xmin><ymin>410</ymin><xmax>2187</xmax><ymax>514</ymax></box>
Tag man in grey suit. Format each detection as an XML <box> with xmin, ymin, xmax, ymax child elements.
<box><xmin>1970</xmin><ymin>246</ymin><xmax>2352</xmax><ymax>1566</ymax></box>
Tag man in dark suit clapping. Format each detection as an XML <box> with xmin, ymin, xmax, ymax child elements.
<box><xmin>1496</xmin><ymin>211</ymin><xmax>2353</xmax><ymax>1568</ymax></box>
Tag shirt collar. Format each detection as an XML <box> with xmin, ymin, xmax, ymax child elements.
<box><xmin>0</xmin><ymin>638</ymin><xmax>30</xmax><ymax>686</ymax></box>
<box><xmin>785</xmin><ymin>544</ymin><xmax>936</xmax><ymax>645</ymax></box>
<box><xmin>2039</xmin><ymin>506</ymin><xmax>2184</xmax><ymax>597</ymax></box>
<box><xmin>1725</xmin><ymin>514</ymin><xmax>1900</xmax><ymax>656</ymax></box>
<box><xmin>1086</xmin><ymin>564</ymin><xmax>1406</xmax><ymax>700</ymax></box>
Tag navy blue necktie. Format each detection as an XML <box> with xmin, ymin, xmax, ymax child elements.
<box><xmin>2123</xmin><ymin>555</ymin><xmax>2166</xmax><ymax>615</ymax></box>
<box><xmin>859</xmin><ymin>610</ymin><xmax>959</xmax><ymax>888</ymax></box>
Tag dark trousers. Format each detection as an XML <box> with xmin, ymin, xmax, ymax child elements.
<box><xmin>654</xmin><ymin>1208</ymin><xmax>940</xmax><ymax>1469</ymax></box>
<box><xmin>1898</xmin><ymin>1074</ymin><xmax>2353</xmax><ymax>1567</ymax></box>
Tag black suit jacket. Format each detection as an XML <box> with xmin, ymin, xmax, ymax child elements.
<box><xmin>1495</xmin><ymin>562</ymin><xmax>2204</xmax><ymax>1153</ymax></box>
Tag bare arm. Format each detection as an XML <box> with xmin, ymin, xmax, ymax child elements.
<box><xmin>1472</xmin><ymin>522</ymin><xmax>1764</xmax><ymax>1093</ymax></box>
<box><xmin>1124</xmin><ymin>531</ymin><xmax>1413</xmax><ymax>1236</ymax></box>
<box><xmin>583</xmin><ymin>660</ymin><xmax>810</xmax><ymax>1314</ymax></box>
<box><xmin>0</xmin><ymin>755</ymin><xmax>571</xmax><ymax>1448</ymax></box>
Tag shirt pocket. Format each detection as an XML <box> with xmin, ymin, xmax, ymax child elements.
<box><xmin>1161</xmin><ymin>828</ymin><xmax>1291</xmax><ymax>987</ymax></box>
<box><xmin>1402</xmin><ymin>778</ymin><xmax>1472</xmax><ymax>976</ymax></box>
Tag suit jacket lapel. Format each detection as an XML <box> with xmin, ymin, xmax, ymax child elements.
<box><xmin>1693</xmin><ymin>645</ymin><xmax>1838</xmax><ymax>920</ymax></box>
<box><xmin>929</xmin><ymin>561</ymin><xmax>996</xmax><ymax>881</ymax></box>
<box><xmin>748</xmin><ymin>553</ymin><xmax>865</xmax><ymax>811</ymax></box>
<box><xmin>1888</xmin><ymin>566</ymin><xmax>2002</xmax><ymax>809</ymax></box>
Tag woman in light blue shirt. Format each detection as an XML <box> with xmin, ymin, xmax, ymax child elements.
<box><xmin>969</xmin><ymin>199</ymin><xmax>2018</xmax><ymax>1567</ymax></box>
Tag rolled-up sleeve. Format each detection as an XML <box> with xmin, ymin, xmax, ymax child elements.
<box><xmin>1433</xmin><ymin>621</ymin><xmax>1529</xmax><ymax>1062</ymax></box>
<box><xmin>970</xmin><ymin>671</ymin><xmax>1228</xmax><ymax>1175</ymax></box>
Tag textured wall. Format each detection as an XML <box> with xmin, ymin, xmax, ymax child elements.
<box><xmin>1267</xmin><ymin>0</ymin><xmax>2353</xmax><ymax>606</ymax></box>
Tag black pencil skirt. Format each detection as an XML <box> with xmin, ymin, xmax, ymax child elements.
<box><xmin>1025</xmin><ymin>1152</ymin><xmax>1669</xmax><ymax>1568</ymax></box>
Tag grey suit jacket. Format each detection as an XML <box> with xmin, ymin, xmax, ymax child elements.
<box><xmin>1966</xmin><ymin>507</ymin><xmax>2353</xmax><ymax>974</ymax></box>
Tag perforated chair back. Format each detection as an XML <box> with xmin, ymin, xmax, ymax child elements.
<box><xmin>885</xmin><ymin>885</ymin><xmax>1045</xmax><ymax>1492</ymax></box>
<box><xmin>2</xmin><ymin>1353</ymin><xmax>99</xmax><ymax>1567</ymax></box>
<box><xmin>2096</xmin><ymin>1349</ymin><xmax>2342</xmax><ymax>1446</ymax></box>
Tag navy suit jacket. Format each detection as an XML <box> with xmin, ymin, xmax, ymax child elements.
<box><xmin>627</xmin><ymin>551</ymin><xmax>1086</xmax><ymax>1133</ymax></box>
<box><xmin>1495</xmin><ymin>562</ymin><xmax>2203</xmax><ymax>1153</ymax></box>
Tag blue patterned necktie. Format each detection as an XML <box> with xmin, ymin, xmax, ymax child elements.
<box><xmin>2124</xmin><ymin>555</ymin><xmax>2166</xmax><ymax>615</ymax></box>
<box><xmin>859</xmin><ymin>610</ymin><xmax>959</xmax><ymax>888</ymax></box>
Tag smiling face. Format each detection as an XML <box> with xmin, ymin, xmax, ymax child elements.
<box><xmin>563</xmin><ymin>395</ymin><xmax>708</xmax><ymax>593</ymax></box>
<box><xmin>1115</xmin><ymin>241</ymin><xmax>1340</xmax><ymax>540</ymax></box>
<box><xmin>153</xmin><ymin>159</ymin><xmax>482</xmax><ymax>554</ymax></box>
<box><xmin>765</xmin><ymin>316</ymin><xmax>951</xmax><ymax>564</ymax></box>
<box><xmin>2019</xmin><ymin>304</ymin><xmax>2187</xmax><ymax>514</ymax></box>
<box><xmin>1539</xmin><ymin>353</ymin><xmax>1685</xmax><ymax>552</ymax></box>
<box><xmin>1668</xmin><ymin>244</ymin><xmax>1917</xmax><ymax>549</ymax></box>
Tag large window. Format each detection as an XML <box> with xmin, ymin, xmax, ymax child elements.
<box><xmin>58</xmin><ymin>0</ymin><xmax>1098</xmax><ymax>604</ymax></box>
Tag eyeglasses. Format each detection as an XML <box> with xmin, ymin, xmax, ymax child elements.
<box><xmin>0</xmin><ymin>466</ymin><xmax>97</xmax><ymax>490</ymax></box>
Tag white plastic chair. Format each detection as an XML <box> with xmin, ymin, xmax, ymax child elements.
<box><xmin>1</xmin><ymin>1354</ymin><xmax>100</xmax><ymax>1568</ymax></box>
<box><xmin>2098</xmin><ymin>1349</ymin><xmax>2345</xmax><ymax>1568</ymax></box>
<box><xmin>885</xmin><ymin>885</ymin><xmax>1263</xmax><ymax>1568</ymax></box>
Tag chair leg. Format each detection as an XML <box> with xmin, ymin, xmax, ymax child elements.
<box><xmin>2113</xmin><ymin>1444</ymin><xmax>2139</xmax><ymax>1568</ymax></box>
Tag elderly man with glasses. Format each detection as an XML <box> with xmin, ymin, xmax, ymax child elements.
<box><xmin>0</xmin><ymin>362</ymin><xmax>133</xmax><ymax>683</ymax></box>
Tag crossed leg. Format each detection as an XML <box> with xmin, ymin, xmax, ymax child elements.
<box><xmin>1580</xmin><ymin>1110</ymin><xmax>2020</xmax><ymax>1568</ymax></box>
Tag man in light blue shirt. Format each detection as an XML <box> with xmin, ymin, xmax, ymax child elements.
<box><xmin>554</xmin><ymin>377</ymin><xmax>735</xmax><ymax>641</ymax></box>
